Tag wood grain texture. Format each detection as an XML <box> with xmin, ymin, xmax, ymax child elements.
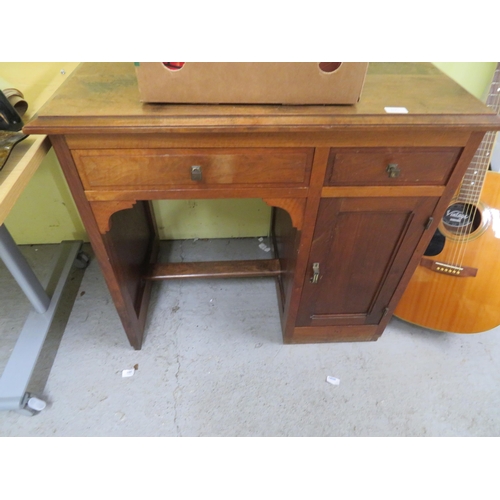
<box><xmin>394</xmin><ymin>171</ymin><xmax>500</xmax><ymax>333</ymax></box>
<box><xmin>65</xmin><ymin>129</ymin><xmax>473</xmax><ymax>149</ymax></box>
<box><xmin>295</xmin><ymin>196</ymin><xmax>439</xmax><ymax>328</ymax></box>
<box><xmin>146</xmin><ymin>259</ymin><xmax>281</xmax><ymax>280</ymax></box>
<box><xmin>50</xmin><ymin>135</ymin><xmax>158</xmax><ymax>349</ymax></box>
<box><xmin>363</xmin><ymin>132</ymin><xmax>491</xmax><ymax>338</ymax></box>
<box><xmin>325</xmin><ymin>147</ymin><xmax>461</xmax><ymax>186</ymax></box>
<box><xmin>321</xmin><ymin>186</ymin><xmax>445</xmax><ymax>198</ymax></box>
<box><xmin>102</xmin><ymin>201</ymin><xmax>159</xmax><ymax>331</ymax></box>
<box><xmin>0</xmin><ymin>135</ymin><xmax>51</xmax><ymax>225</ymax></box>
<box><xmin>24</xmin><ymin>63</ymin><xmax>500</xmax><ymax>135</ymax></box>
<box><xmin>73</xmin><ymin>147</ymin><xmax>313</xmax><ymax>190</ymax></box>
<box><xmin>89</xmin><ymin>200</ymin><xmax>137</xmax><ymax>233</ymax></box>
<box><xmin>84</xmin><ymin>187</ymin><xmax>309</xmax><ymax>202</ymax></box>
<box><xmin>280</xmin><ymin>147</ymin><xmax>331</xmax><ymax>343</ymax></box>
<box><xmin>288</xmin><ymin>325</ymin><xmax>380</xmax><ymax>343</ymax></box>
<box><xmin>25</xmin><ymin>64</ymin><xmax>500</xmax><ymax>349</ymax></box>
<box><xmin>271</xmin><ymin>205</ymin><xmax>299</xmax><ymax>327</ymax></box>
<box><xmin>262</xmin><ymin>198</ymin><xmax>306</xmax><ymax>229</ymax></box>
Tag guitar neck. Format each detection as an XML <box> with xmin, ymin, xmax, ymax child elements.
<box><xmin>457</xmin><ymin>64</ymin><xmax>500</xmax><ymax>203</ymax></box>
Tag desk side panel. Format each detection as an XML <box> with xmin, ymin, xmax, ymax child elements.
<box><xmin>50</xmin><ymin>135</ymin><xmax>158</xmax><ymax>349</ymax></box>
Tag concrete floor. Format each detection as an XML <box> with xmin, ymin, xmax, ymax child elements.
<box><xmin>1</xmin><ymin>238</ymin><xmax>500</xmax><ymax>437</ymax></box>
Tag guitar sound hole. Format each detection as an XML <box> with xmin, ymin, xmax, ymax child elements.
<box><xmin>424</xmin><ymin>228</ymin><xmax>445</xmax><ymax>256</ymax></box>
<box><xmin>442</xmin><ymin>202</ymin><xmax>481</xmax><ymax>234</ymax></box>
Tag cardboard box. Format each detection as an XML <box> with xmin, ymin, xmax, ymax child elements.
<box><xmin>134</xmin><ymin>63</ymin><xmax>368</xmax><ymax>105</ymax></box>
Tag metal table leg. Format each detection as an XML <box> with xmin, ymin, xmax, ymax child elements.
<box><xmin>0</xmin><ymin>223</ymin><xmax>84</xmax><ymax>415</ymax></box>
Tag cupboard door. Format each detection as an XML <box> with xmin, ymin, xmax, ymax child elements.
<box><xmin>296</xmin><ymin>196</ymin><xmax>438</xmax><ymax>327</ymax></box>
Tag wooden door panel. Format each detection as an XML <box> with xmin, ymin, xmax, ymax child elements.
<box><xmin>296</xmin><ymin>196</ymin><xmax>438</xmax><ymax>327</ymax></box>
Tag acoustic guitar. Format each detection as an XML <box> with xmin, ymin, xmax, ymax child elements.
<box><xmin>394</xmin><ymin>64</ymin><xmax>500</xmax><ymax>333</ymax></box>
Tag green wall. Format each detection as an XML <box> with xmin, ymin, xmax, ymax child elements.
<box><xmin>4</xmin><ymin>62</ymin><xmax>497</xmax><ymax>244</ymax></box>
<box><xmin>433</xmin><ymin>62</ymin><xmax>496</xmax><ymax>101</ymax></box>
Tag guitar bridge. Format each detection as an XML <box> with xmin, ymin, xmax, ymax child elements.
<box><xmin>419</xmin><ymin>258</ymin><xmax>478</xmax><ymax>277</ymax></box>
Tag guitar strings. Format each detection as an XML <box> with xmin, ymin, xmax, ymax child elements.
<box><xmin>455</xmin><ymin>130</ymin><xmax>496</xmax><ymax>267</ymax></box>
<box><xmin>461</xmin><ymin>70</ymin><xmax>500</xmax><ymax>267</ymax></box>
<box><xmin>452</xmin><ymin>69</ymin><xmax>500</xmax><ymax>270</ymax></box>
<box><xmin>448</xmin><ymin>70</ymin><xmax>498</xmax><ymax>268</ymax></box>
<box><xmin>463</xmin><ymin>85</ymin><xmax>500</xmax><ymax>261</ymax></box>
<box><xmin>449</xmin><ymin>136</ymin><xmax>481</xmax><ymax>266</ymax></box>
<box><xmin>456</xmin><ymin>134</ymin><xmax>492</xmax><ymax>266</ymax></box>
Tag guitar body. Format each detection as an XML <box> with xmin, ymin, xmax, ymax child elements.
<box><xmin>395</xmin><ymin>170</ymin><xmax>500</xmax><ymax>333</ymax></box>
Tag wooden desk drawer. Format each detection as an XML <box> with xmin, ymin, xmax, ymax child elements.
<box><xmin>73</xmin><ymin>148</ymin><xmax>313</xmax><ymax>189</ymax></box>
<box><xmin>324</xmin><ymin>147</ymin><xmax>461</xmax><ymax>186</ymax></box>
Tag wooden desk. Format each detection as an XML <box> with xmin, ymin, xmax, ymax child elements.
<box><xmin>24</xmin><ymin>63</ymin><xmax>500</xmax><ymax>350</ymax></box>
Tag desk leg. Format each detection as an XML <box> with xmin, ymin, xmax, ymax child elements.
<box><xmin>0</xmin><ymin>225</ymin><xmax>83</xmax><ymax>415</ymax></box>
<box><xmin>0</xmin><ymin>224</ymin><xmax>50</xmax><ymax>313</ymax></box>
<box><xmin>51</xmin><ymin>136</ymin><xmax>159</xmax><ymax>350</ymax></box>
<box><xmin>98</xmin><ymin>201</ymin><xmax>159</xmax><ymax>349</ymax></box>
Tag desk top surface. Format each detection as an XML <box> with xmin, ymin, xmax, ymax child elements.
<box><xmin>24</xmin><ymin>63</ymin><xmax>500</xmax><ymax>135</ymax></box>
<box><xmin>0</xmin><ymin>63</ymin><xmax>79</xmax><ymax>225</ymax></box>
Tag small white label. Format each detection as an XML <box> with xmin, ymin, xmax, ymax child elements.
<box><xmin>122</xmin><ymin>368</ymin><xmax>135</xmax><ymax>377</ymax></box>
<box><xmin>384</xmin><ymin>107</ymin><xmax>409</xmax><ymax>114</ymax></box>
<box><xmin>259</xmin><ymin>243</ymin><xmax>271</xmax><ymax>252</ymax></box>
<box><xmin>326</xmin><ymin>376</ymin><xmax>340</xmax><ymax>386</ymax></box>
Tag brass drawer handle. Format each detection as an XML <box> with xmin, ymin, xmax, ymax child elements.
<box><xmin>191</xmin><ymin>165</ymin><xmax>202</xmax><ymax>181</ymax></box>
<box><xmin>310</xmin><ymin>262</ymin><xmax>320</xmax><ymax>284</ymax></box>
<box><xmin>386</xmin><ymin>163</ymin><xmax>401</xmax><ymax>178</ymax></box>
